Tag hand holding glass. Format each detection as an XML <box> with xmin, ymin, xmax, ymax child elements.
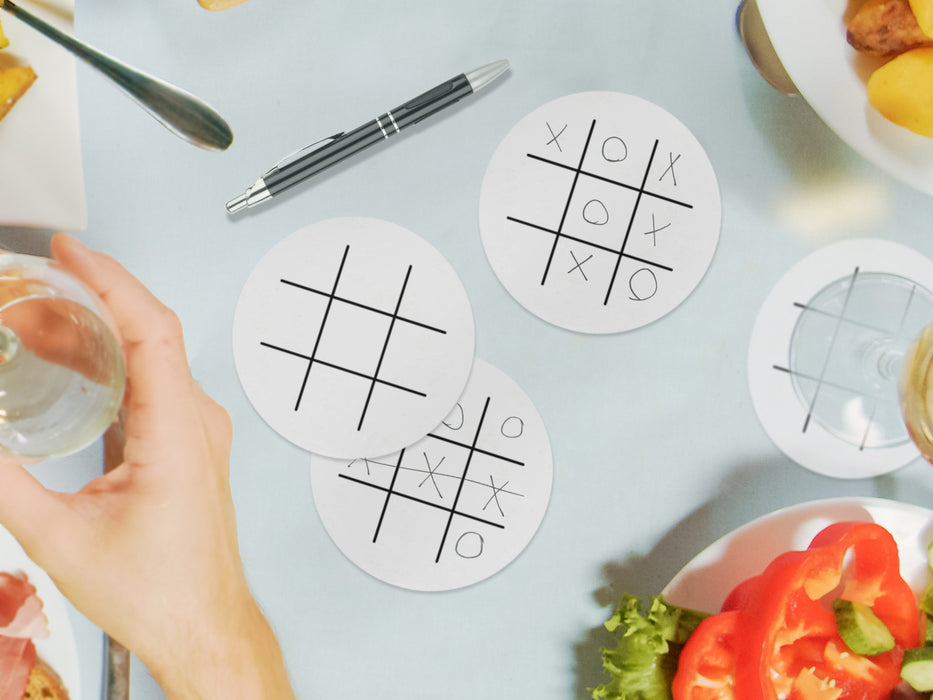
<box><xmin>0</xmin><ymin>252</ymin><xmax>124</xmax><ymax>460</ymax></box>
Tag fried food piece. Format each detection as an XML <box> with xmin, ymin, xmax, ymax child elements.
<box><xmin>0</xmin><ymin>16</ymin><xmax>9</xmax><ymax>50</ymax></box>
<box><xmin>0</xmin><ymin>65</ymin><xmax>36</xmax><ymax>122</ymax></box>
<box><xmin>847</xmin><ymin>0</ymin><xmax>933</xmax><ymax>55</ymax></box>
<box><xmin>868</xmin><ymin>47</ymin><xmax>933</xmax><ymax>135</ymax></box>
<box><xmin>22</xmin><ymin>659</ymin><xmax>69</xmax><ymax>700</ymax></box>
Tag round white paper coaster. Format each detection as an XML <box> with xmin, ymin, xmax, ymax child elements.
<box><xmin>233</xmin><ymin>218</ymin><xmax>475</xmax><ymax>459</ymax></box>
<box><xmin>748</xmin><ymin>238</ymin><xmax>933</xmax><ymax>478</ymax></box>
<box><xmin>479</xmin><ymin>91</ymin><xmax>721</xmax><ymax>334</ymax></box>
<box><xmin>309</xmin><ymin>359</ymin><xmax>553</xmax><ymax>592</ymax></box>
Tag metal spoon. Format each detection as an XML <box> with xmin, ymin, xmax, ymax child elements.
<box><xmin>1</xmin><ymin>0</ymin><xmax>233</xmax><ymax>151</ymax></box>
<box><xmin>736</xmin><ymin>0</ymin><xmax>797</xmax><ymax>95</ymax></box>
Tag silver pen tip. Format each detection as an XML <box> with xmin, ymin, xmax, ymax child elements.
<box><xmin>465</xmin><ymin>59</ymin><xmax>510</xmax><ymax>92</ymax></box>
<box><xmin>226</xmin><ymin>193</ymin><xmax>248</xmax><ymax>214</ymax></box>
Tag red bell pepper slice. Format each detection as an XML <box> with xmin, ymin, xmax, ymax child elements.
<box><xmin>670</xmin><ymin>610</ymin><xmax>740</xmax><ymax>700</ymax></box>
<box><xmin>673</xmin><ymin>521</ymin><xmax>920</xmax><ymax>700</ymax></box>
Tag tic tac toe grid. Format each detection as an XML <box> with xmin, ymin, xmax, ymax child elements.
<box><xmin>480</xmin><ymin>91</ymin><xmax>721</xmax><ymax>334</ymax></box>
<box><xmin>747</xmin><ymin>238</ymin><xmax>933</xmax><ymax>479</ymax></box>
<box><xmin>233</xmin><ymin>218</ymin><xmax>476</xmax><ymax>460</ymax></box>
<box><xmin>338</xmin><ymin>395</ymin><xmax>524</xmax><ymax>564</ymax></box>
<box><xmin>774</xmin><ymin>266</ymin><xmax>931</xmax><ymax>451</ymax></box>
<box><xmin>259</xmin><ymin>244</ymin><xmax>444</xmax><ymax>433</ymax></box>
<box><xmin>309</xmin><ymin>358</ymin><xmax>553</xmax><ymax>591</ymax></box>
<box><xmin>506</xmin><ymin>119</ymin><xmax>693</xmax><ymax>307</ymax></box>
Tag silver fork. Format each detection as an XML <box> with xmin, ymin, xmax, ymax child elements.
<box><xmin>1</xmin><ymin>0</ymin><xmax>233</xmax><ymax>151</ymax></box>
<box><xmin>101</xmin><ymin>419</ymin><xmax>130</xmax><ymax>700</ymax></box>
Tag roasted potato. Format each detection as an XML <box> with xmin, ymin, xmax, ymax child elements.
<box><xmin>867</xmin><ymin>47</ymin><xmax>933</xmax><ymax>136</ymax></box>
<box><xmin>198</xmin><ymin>0</ymin><xmax>250</xmax><ymax>10</ymax></box>
<box><xmin>0</xmin><ymin>66</ymin><xmax>37</xmax><ymax>123</ymax></box>
<box><xmin>909</xmin><ymin>0</ymin><xmax>933</xmax><ymax>37</ymax></box>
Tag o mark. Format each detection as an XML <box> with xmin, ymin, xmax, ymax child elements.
<box><xmin>456</xmin><ymin>532</ymin><xmax>484</xmax><ymax>559</ymax></box>
<box><xmin>602</xmin><ymin>136</ymin><xmax>628</xmax><ymax>162</ymax></box>
<box><xmin>501</xmin><ymin>416</ymin><xmax>524</xmax><ymax>438</ymax></box>
<box><xmin>629</xmin><ymin>268</ymin><xmax>659</xmax><ymax>301</ymax></box>
<box><xmin>442</xmin><ymin>403</ymin><xmax>465</xmax><ymax>431</ymax></box>
<box><xmin>582</xmin><ymin>199</ymin><xmax>609</xmax><ymax>226</ymax></box>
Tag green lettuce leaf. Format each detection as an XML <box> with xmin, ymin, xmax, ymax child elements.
<box><xmin>591</xmin><ymin>594</ymin><xmax>709</xmax><ymax>700</ymax></box>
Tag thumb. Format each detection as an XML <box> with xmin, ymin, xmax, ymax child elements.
<box><xmin>0</xmin><ymin>462</ymin><xmax>64</xmax><ymax>560</ymax></box>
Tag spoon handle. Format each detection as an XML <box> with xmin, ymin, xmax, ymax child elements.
<box><xmin>103</xmin><ymin>419</ymin><xmax>130</xmax><ymax>700</ymax></box>
<box><xmin>1</xmin><ymin>0</ymin><xmax>233</xmax><ymax>151</ymax></box>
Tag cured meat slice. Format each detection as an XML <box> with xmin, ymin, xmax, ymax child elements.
<box><xmin>0</xmin><ymin>636</ymin><xmax>35</xmax><ymax>700</ymax></box>
<box><xmin>0</xmin><ymin>572</ymin><xmax>47</xmax><ymax>639</ymax></box>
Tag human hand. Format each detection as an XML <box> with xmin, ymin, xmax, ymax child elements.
<box><xmin>0</xmin><ymin>234</ymin><xmax>295</xmax><ymax>699</ymax></box>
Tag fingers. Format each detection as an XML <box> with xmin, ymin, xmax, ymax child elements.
<box><xmin>0</xmin><ymin>463</ymin><xmax>61</xmax><ymax>557</ymax></box>
<box><xmin>50</xmin><ymin>234</ymin><xmax>197</xmax><ymax>453</ymax></box>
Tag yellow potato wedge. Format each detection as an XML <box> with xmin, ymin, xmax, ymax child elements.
<box><xmin>909</xmin><ymin>0</ymin><xmax>933</xmax><ymax>37</ymax></box>
<box><xmin>198</xmin><ymin>0</ymin><xmax>249</xmax><ymax>10</ymax></box>
<box><xmin>0</xmin><ymin>65</ymin><xmax>37</xmax><ymax>122</ymax></box>
<box><xmin>0</xmin><ymin>16</ymin><xmax>8</xmax><ymax>50</ymax></box>
<box><xmin>868</xmin><ymin>47</ymin><xmax>933</xmax><ymax>135</ymax></box>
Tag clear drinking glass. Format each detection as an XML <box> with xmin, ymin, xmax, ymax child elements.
<box><xmin>787</xmin><ymin>270</ymin><xmax>933</xmax><ymax>457</ymax></box>
<box><xmin>900</xmin><ymin>323</ymin><xmax>933</xmax><ymax>461</ymax></box>
<box><xmin>0</xmin><ymin>252</ymin><xmax>125</xmax><ymax>460</ymax></box>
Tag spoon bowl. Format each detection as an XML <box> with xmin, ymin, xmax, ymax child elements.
<box><xmin>1</xmin><ymin>0</ymin><xmax>233</xmax><ymax>151</ymax></box>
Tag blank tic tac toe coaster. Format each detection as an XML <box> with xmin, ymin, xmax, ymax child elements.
<box><xmin>309</xmin><ymin>359</ymin><xmax>553</xmax><ymax>592</ymax></box>
<box><xmin>479</xmin><ymin>91</ymin><xmax>721</xmax><ymax>334</ymax></box>
<box><xmin>748</xmin><ymin>238</ymin><xmax>933</xmax><ymax>478</ymax></box>
<box><xmin>233</xmin><ymin>218</ymin><xmax>476</xmax><ymax>459</ymax></box>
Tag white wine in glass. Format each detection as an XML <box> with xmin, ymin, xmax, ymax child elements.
<box><xmin>0</xmin><ymin>253</ymin><xmax>125</xmax><ymax>460</ymax></box>
<box><xmin>900</xmin><ymin>322</ymin><xmax>933</xmax><ymax>461</ymax></box>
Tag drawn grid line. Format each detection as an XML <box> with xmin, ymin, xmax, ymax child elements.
<box><xmin>773</xmin><ymin>267</ymin><xmax>922</xmax><ymax>451</ymax></box>
<box><xmin>506</xmin><ymin>119</ymin><xmax>696</xmax><ymax>305</ymax></box>
<box><xmin>358</xmin><ymin>265</ymin><xmax>413</xmax><ymax>430</ymax></box>
<box><xmin>338</xmin><ymin>396</ymin><xmax>527</xmax><ymax>563</ymax></box>
<box><xmin>259</xmin><ymin>244</ymin><xmax>447</xmax><ymax>431</ymax></box>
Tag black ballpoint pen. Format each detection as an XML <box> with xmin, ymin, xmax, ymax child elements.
<box><xmin>226</xmin><ymin>59</ymin><xmax>510</xmax><ymax>213</ymax></box>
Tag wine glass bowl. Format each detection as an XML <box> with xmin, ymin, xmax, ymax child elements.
<box><xmin>788</xmin><ymin>271</ymin><xmax>933</xmax><ymax>450</ymax></box>
<box><xmin>0</xmin><ymin>253</ymin><xmax>125</xmax><ymax>460</ymax></box>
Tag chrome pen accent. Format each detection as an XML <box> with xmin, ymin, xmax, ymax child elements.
<box><xmin>226</xmin><ymin>59</ymin><xmax>509</xmax><ymax>214</ymax></box>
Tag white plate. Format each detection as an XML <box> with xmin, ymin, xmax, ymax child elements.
<box><xmin>757</xmin><ymin>0</ymin><xmax>933</xmax><ymax>196</ymax></box>
<box><xmin>663</xmin><ymin>497</ymin><xmax>933</xmax><ymax>613</ymax></box>
<box><xmin>0</xmin><ymin>0</ymin><xmax>86</xmax><ymax>230</ymax></box>
<box><xmin>0</xmin><ymin>525</ymin><xmax>80</xmax><ymax>699</ymax></box>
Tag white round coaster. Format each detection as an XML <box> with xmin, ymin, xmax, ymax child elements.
<box><xmin>479</xmin><ymin>91</ymin><xmax>721</xmax><ymax>334</ymax></box>
<box><xmin>233</xmin><ymin>218</ymin><xmax>475</xmax><ymax>459</ymax></box>
<box><xmin>748</xmin><ymin>238</ymin><xmax>933</xmax><ymax>478</ymax></box>
<box><xmin>309</xmin><ymin>359</ymin><xmax>553</xmax><ymax>592</ymax></box>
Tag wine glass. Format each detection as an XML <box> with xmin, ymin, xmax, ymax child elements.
<box><xmin>787</xmin><ymin>269</ymin><xmax>933</xmax><ymax>456</ymax></box>
<box><xmin>0</xmin><ymin>251</ymin><xmax>125</xmax><ymax>460</ymax></box>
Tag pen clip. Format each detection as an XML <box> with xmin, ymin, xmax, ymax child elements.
<box><xmin>269</xmin><ymin>132</ymin><xmax>345</xmax><ymax>173</ymax></box>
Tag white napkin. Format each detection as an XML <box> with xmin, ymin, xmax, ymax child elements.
<box><xmin>0</xmin><ymin>0</ymin><xmax>86</xmax><ymax>231</ymax></box>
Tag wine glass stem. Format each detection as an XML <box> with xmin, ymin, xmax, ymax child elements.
<box><xmin>0</xmin><ymin>326</ymin><xmax>20</xmax><ymax>365</ymax></box>
<box><xmin>862</xmin><ymin>338</ymin><xmax>904</xmax><ymax>389</ymax></box>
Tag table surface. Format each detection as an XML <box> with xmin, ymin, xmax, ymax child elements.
<box><xmin>7</xmin><ymin>0</ymin><xmax>933</xmax><ymax>698</ymax></box>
